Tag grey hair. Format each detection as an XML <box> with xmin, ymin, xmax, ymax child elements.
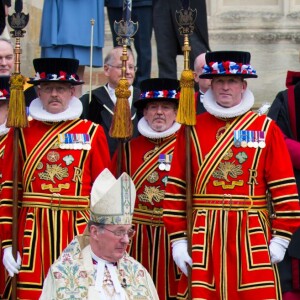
<box><xmin>87</xmin><ymin>220</ymin><xmax>105</xmax><ymax>232</ymax></box>
<box><xmin>104</xmin><ymin>46</ymin><xmax>135</xmax><ymax>65</ymax></box>
<box><xmin>0</xmin><ymin>37</ymin><xmax>14</xmax><ymax>50</ymax></box>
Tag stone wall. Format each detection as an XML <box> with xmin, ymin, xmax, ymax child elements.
<box><xmin>9</xmin><ymin>0</ymin><xmax>300</xmax><ymax>107</ymax></box>
<box><xmin>207</xmin><ymin>0</ymin><xmax>300</xmax><ymax>106</ymax></box>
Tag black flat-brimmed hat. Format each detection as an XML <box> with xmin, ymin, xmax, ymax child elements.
<box><xmin>199</xmin><ymin>51</ymin><xmax>257</xmax><ymax>79</ymax></box>
<box><xmin>134</xmin><ymin>78</ymin><xmax>180</xmax><ymax>110</ymax></box>
<box><xmin>27</xmin><ymin>58</ymin><xmax>84</xmax><ymax>85</ymax></box>
<box><xmin>0</xmin><ymin>76</ymin><xmax>10</xmax><ymax>101</ymax></box>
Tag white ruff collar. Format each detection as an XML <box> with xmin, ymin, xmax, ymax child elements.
<box><xmin>0</xmin><ymin>122</ymin><xmax>9</xmax><ymax>136</ymax></box>
<box><xmin>203</xmin><ymin>88</ymin><xmax>254</xmax><ymax>118</ymax></box>
<box><xmin>29</xmin><ymin>96</ymin><xmax>83</xmax><ymax>122</ymax></box>
<box><xmin>138</xmin><ymin>117</ymin><xmax>181</xmax><ymax>139</ymax></box>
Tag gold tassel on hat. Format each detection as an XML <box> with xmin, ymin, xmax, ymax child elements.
<box><xmin>6</xmin><ymin>73</ymin><xmax>28</xmax><ymax>128</ymax></box>
<box><xmin>109</xmin><ymin>77</ymin><xmax>133</xmax><ymax>138</ymax></box>
<box><xmin>176</xmin><ymin>35</ymin><xmax>196</xmax><ymax>126</ymax></box>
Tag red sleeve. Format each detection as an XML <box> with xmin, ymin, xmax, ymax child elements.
<box><xmin>265</xmin><ymin>123</ymin><xmax>300</xmax><ymax>239</ymax></box>
<box><xmin>89</xmin><ymin>124</ymin><xmax>111</xmax><ymax>181</ymax></box>
<box><xmin>163</xmin><ymin>125</ymin><xmax>189</xmax><ymax>242</ymax></box>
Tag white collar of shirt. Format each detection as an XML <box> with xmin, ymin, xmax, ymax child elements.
<box><xmin>199</xmin><ymin>90</ymin><xmax>205</xmax><ymax>103</ymax></box>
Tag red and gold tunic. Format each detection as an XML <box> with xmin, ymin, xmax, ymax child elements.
<box><xmin>115</xmin><ymin>133</ymin><xmax>180</xmax><ymax>300</ymax></box>
<box><xmin>0</xmin><ymin>119</ymin><xmax>110</xmax><ymax>299</ymax></box>
<box><xmin>164</xmin><ymin>111</ymin><xmax>300</xmax><ymax>300</ymax></box>
<box><xmin>0</xmin><ymin>128</ymin><xmax>8</xmax><ymax>298</ymax></box>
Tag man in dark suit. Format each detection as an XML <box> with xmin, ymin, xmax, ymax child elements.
<box><xmin>193</xmin><ymin>52</ymin><xmax>211</xmax><ymax>115</ymax></box>
<box><xmin>105</xmin><ymin>0</ymin><xmax>152</xmax><ymax>88</ymax></box>
<box><xmin>153</xmin><ymin>0</ymin><xmax>210</xmax><ymax>79</ymax></box>
<box><xmin>80</xmin><ymin>46</ymin><xmax>140</xmax><ymax>158</ymax></box>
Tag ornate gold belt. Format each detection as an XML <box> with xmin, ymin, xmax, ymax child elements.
<box><xmin>22</xmin><ymin>192</ymin><xmax>89</xmax><ymax>211</ymax></box>
<box><xmin>193</xmin><ymin>194</ymin><xmax>267</xmax><ymax>211</ymax></box>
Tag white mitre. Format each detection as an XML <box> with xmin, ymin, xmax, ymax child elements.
<box><xmin>90</xmin><ymin>168</ymin><xmax>136</xmax><ymax>225</ymax></box>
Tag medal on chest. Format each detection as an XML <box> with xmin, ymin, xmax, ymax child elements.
<box><xmin>233</xmin><ymin>130</ymin><xmax>266</xmax><ymax>149</ymax></box>
<box><xmin>158</xmin><ymin>153</ymin><xmax>172</xmax><ymax>171</ymax></box>
<box><xmin>58</xmin><ymin>133</ymin><xmax>91</xmax><ymax>150</ymax></box>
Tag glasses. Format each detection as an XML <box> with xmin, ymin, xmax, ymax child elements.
<box><xmin>103</xmin><ymin>227</ymin><xmax>136</xmax><ymax>238</ymax></box>
<box><xmin>39</xmin><ymin>86</ymin><xmax>71</xmax><ymax>94</ymax></box>
<box><xmin>107</xmin><ymin>64</ymin><xmax>137</xmax><ymax>72</ymax></box>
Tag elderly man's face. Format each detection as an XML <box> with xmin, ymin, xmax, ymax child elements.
<box><xmin>38</xmin><ymin>82</ymin><xmax>74</xmax><ymax>114</ymax></box>
<box><xmin>143</xmin><ymin>101</ymin><xmax>177</xmax><ymax>132</ymax></box>
<box><xmin>211</xmin><ymin>76</ymin><xmax>247</xmax><ymax>108</ymax></box>
<box><xmin>104</xmin><ymin>49</ymin><xmax>136</xmax><ymax>89</ymax></box>
<box><xmin>0</xmin><ymin>40</ymin><xmax>14</xmax><ymax>75</ymax></box>
<box><xmin>90</xmin><ymin>224</ymin><xmax>133</xmax><ymax>262</ymax></box>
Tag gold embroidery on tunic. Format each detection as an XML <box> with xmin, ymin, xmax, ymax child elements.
<box><xmin>223</xmin><ymin>148</ymin><xmax>233</xmax><ymax>160</ymax></box>
<box><xmin>213</xmin><ymin>161</ymin><xmax>243</xmax><ymax>182</ymax></box>
<box><xmin>38</xmin><ymin>163</ymin><xmax>69</xmax><ymax>183</ymax></box>
<box><xmin>50</xmin><ymin>141</ymin><xmax>60</xmax><ymax>149</ymax></box>
<box><xmin>138</xmin><ymin>186</ymin><xmax>165</xmax><ymax>205</ymax></box>
<box><xmin>213</xmin><ymin>180</ymin><xmax>244</xmax><ymax>189</ymax></box>
<box><xmin>36</xmin><ymin>162</ymin><xmax>43</xmax><ymax>170</ymax></box>
<box><xmin>137</xmin><ymin>204</ymin><xmax>163</xmax><ymax>215</ymax></box>
<box><xmin>147</xmin><ymin>171</ymin><xmax>159</xmax><ymax>183</ymax></box>
<box><xmin>47</xmin><ymin>151</ymin><xmax>60</xmax><ymax>162</ymax></box>
<box><xmin>143</xmin><ymin>145</ymin><xmax>159</xmax><ymax>161</ymax></box>
<box><xmin>216</xmin><ymin>121</ymin><xmax>231</xmax><ymax>140</ymax></box>
<box><xmin>247</xmin><ymin>169</ymin><xmax>258</xmax><ymax>185</ymax></box>
<box><xmin>216</xmin><ymin>121</ymin><xmax>233</xmax><ymax>159</ymax></box>
<box><xmin>72</xmin><ymin>167</ymin><xmax>82</xmax><ymax>184</ymax></box>
<box><xmin>41</xmin><ymin>183</ymin><xmax>70</xmax><ymax>192</ymax></box>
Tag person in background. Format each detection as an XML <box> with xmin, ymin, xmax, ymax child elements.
<box><xmin>80</xmin><ymin>46</ymin><xmax>140</xmax><ymax>158</ymax></box>
<box><xmin>113</xmin><ymin>78</ymin><xmax>181</xmax><ymax>299</ymax></box>
<box><xmin>39</xmin><ymin>0</ymin><xmax>105</xmax><ymax>97</ymax></box>
<box><xmin>0</xmin><ymin>57</ymin><xmax>110</xmax><ymax>299</ymax></box>
<box><xmin>163</xmin><ymin>50</ymin><xmax>300</xmax><ymax>299</ymax></box>
<box><xmin>0</xmin><ymin>1</ymin><xmax>11</xmax><ymax>39</ymax></box>
<box><xmin>105</xmin><ymin>0</ymin><xmax>152</xmax><ymax>87</ymax></box>
<box><xmin>0</xmin><ymin>77</ymin><xmax>10</xmax><ymax>162</ymax></box>
<box><xmin>153</xmin><ymin>0</ymin><xmax>210</xmax><ymax>79</ymax></box>
<box><xmin>193</xmin><ymin>52</ymin><xmax>211</xmax><ymax>114</ymax></box>
<box><xmin>268</xmin><ymin>70</ymin><xmax>300</xmax><ymax>300</ymax></box>
<box><xmin>0</xmin><ymin>37</ymin><xmax>38</xmax><ymax>109</ymax></box>
<box><xmin>40</xmin><ymin>168</ymin><xmax>159</xmax><ymax>300</ymax></box>
<box><xmin>0</xmin><ymin>37</ymin><xmax>13</xmax><ymax>75</ymax></box>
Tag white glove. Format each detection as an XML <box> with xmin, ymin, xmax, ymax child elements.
<box><xmin>3</xmin><ymin>247</ymin><xmax>21</xmax><ymax>277</ymax></box>
<box><xmin>172</xmin><ymin>240</ymin><xmax>192</xmax><ymax>276</ymax></box>
<box><xmin>269</xmin><ymin>237</ymin><xmax>289</xmax><ymax>264</ymax></box>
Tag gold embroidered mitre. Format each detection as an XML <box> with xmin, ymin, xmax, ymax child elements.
<box><xmin>90</xmin><ymin>168</ymin><xmax>136</xmax><ymax>225</ymax></box>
